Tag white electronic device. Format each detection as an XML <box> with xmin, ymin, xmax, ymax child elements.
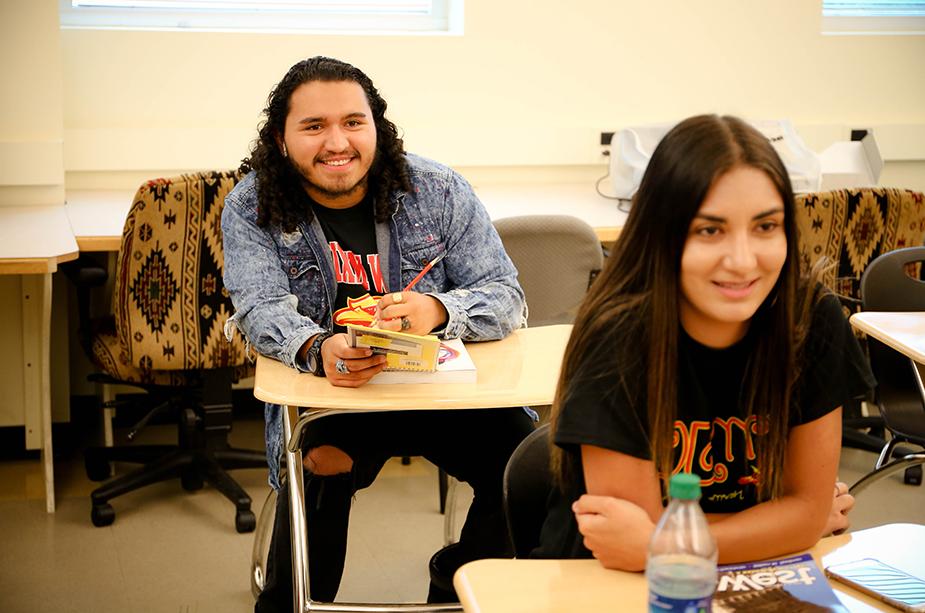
<box><xmin>608</xmin><ymin>119</ymin><xmax>825</xmax><ymax>202</ymax></box>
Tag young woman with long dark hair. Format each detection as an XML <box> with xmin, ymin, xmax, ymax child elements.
<box><xmin>535</xmin><ymin>115</ymin><xmax>875</xmax><ymax>569</ymax></box>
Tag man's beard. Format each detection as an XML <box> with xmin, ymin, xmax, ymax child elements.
<box><xmin>289</xmin><ymin>153</ymin><xmax>374</xmax><ymax>202</ymax></box>
<box><xmin>305</xmin><ymin>175</ymin><xmax>368</xmax><ymax>201</ymax></box>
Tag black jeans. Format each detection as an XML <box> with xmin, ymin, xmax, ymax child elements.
<box><xmin>255</xmin><ymin>407</ymin><xmax>533</xmax><ymax>612</ymax></box>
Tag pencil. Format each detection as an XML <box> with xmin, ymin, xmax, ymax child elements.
<box><xmin>403</xmin><ymin>250</ymin><xmax>447</xmax><ymax>292</ymax></box>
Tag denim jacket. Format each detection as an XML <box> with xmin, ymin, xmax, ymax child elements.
<box><xmin>222</xmin><ymin>153</ymin><xmax>527</xmax><ymax>488</ymax></box>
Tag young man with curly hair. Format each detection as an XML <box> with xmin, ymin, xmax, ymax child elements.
<box><xmin>222</xmin><ymin>56</ymin><xmax>533</xmax><ymax>611</ymax></box>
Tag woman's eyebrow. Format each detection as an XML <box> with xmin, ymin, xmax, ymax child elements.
<box><xmin>694</xmin><ymin>207</ymin><xmax>784</xmax><ymax>223</ymax></box>
<box><xmin>752</xmin><ymin>207</ymin><xmax>784</xmax><ymax>220</ymax></box>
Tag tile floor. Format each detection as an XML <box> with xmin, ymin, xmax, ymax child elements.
<box><xmin>0</xmin><ymin>415</ymin><xmax>470</xmax><ymax>613</ymax></box>
<box><xmin>0</xmin><ymin>415</ymin><xmax>923</xmax><ymax>613</ymax></box>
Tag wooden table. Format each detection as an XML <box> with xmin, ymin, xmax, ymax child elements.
<box><xmin>850</xmin><ymin>311</ymin><xmax>925</xmax><ymax>365</ymax></box>
<box><xmin>252</xmin><ymin>325</ymin><xmax>571</xmax><ymax>613</ymax></box>
<box><xmin>454</xmin><ymin>523</ymin><xmax>925</xmax><ymax>613</ymax></box>
<box><xmin>475</xmin><ymin>183</ymin><xmax>627</xmax><ymax>243</ymax></box>
<box><xmin>66</xmin><ymin>184</ymin><xmax>628</xmax><ymax>250</ymax></box>
<box><xmin>65</xmin><ymin>189</ymin><xmax>133</xmax><ymax>252</ymax></box>
<box><xmin>0</xmin><ymin>205</ymin><xmax>79</xmax><ymax>512</ymax></box>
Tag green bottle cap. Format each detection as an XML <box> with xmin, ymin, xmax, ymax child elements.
<box><xmin>669</xmin><ymin>472</ymin><xmax>702</xmax><ymax>500</ymax></box>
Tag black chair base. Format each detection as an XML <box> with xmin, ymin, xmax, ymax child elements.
<box><xmin>88</xmin><ymin>442</ymin><xmax>265</xmax><ymax>533</ymax></box>
<box><xmin>85</xmin><ymin>371</ymin><xmax>266</xmax><ymax>533</ymax></box>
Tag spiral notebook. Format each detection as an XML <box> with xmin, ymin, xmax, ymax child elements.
<box><xmin>345</xmin><ymin>323</ymin><xmax>440</xmax><ymax>372</ymax></box>
<box><xmin>368</xmin><ymin>338</ymin><xmax>477</xmax><ymax>385</ymax></box>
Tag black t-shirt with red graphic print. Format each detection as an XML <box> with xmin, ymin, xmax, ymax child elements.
<box><xmin>310</xmin><ymin>196</ymin><xmax>386</xmax><ymax>333</ymax></box>
<box><xmin>532</xmin><ymin>292</ymin><xmax>875</xmax><ymax>559</ymax></box>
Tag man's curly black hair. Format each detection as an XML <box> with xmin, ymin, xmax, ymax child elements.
<box><xmin>239</xmin><ymin>56</ymin><xmax>412</xmax><ymax>231</ymax></box>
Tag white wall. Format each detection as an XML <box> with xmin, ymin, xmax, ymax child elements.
<box><xmin>59</xmin><ymin>0</ymin><xmax>925</xmax><ymax>188</ymax></box>
<box><xmin>0</xmin><ymin>0</ymin><xmax>64</xmax><ymax>205</ymax></box>
<box><xmin>1</xmin><ymin>1</ymin><xmax>924</xmax><ymax>407</ymax></box>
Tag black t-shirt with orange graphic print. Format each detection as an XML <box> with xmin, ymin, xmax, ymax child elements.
<box><xmin>532</xmin><ymin>292</ymin><xmax>875</xmax><ymax>559</ymax></box>
<box><xmin>310</xmin><ymin>196</ymin><xmax>386</xmax><ymax>333</ymax></box>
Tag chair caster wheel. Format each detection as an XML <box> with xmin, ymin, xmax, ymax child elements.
<box><xmin>181</xmin><ymin>470</ymin><xmax>204</xmax><ymax>491</ymax></box>
<box><xmin>236</xmin><ymin>509</ymin><xmax>256</xmax><ymax>533</ymax></box>
<box><xmin>904</xmin><ymin>465</ymin><xmax>922</xmax><ymax>486</ymax></box>
<box><xmin>91</xmin><ymin>503</ymin><xmax>116</xmax><ymax>527</ymax></box>
<box><xmin>85</xmin><ymin>454</ymin><xmax>112</xmax><ymax>482</ymax></box>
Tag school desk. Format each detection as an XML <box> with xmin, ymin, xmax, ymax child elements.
<box><xmin>0</xmin><ymin>205</ymin><xmax>79</xmax><ymax>512</ymax></box>
<box><xmin>454</xmin><ymin>522</ymin><xmax>925</xmax><ymax>613</ymax></box>
<box><xmin>252</xmin><ymin>324</ymin><xmax>571</xmax><ymax>613</ymax></box>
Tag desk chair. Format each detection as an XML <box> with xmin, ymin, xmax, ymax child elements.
<box><xmin>850</xmin><ymin>246</ymin><xmax>925</xmax><ymax>494</ymax></box>
<box><xmin>494</xmin><ymin>215</ymin><xmax>604</xmax><ymax>326</ymax></box>
<box><xmin>794</xmin><ymin>187</ymin><xmax>925</xmax><ymax>459</ymax></box>
<box><xmin>440</xmin><ymin>215</ymin><xmax>603</xmax><ymax>543</ymax></box>
<box><xmin>69</xmin><ymin>171</ymin><xmax>266</xmax><ymax>532</ymax></box>
<box><xmin>502</xmin><ymin>423</ymin><xmax>552</xmax><ymax>558</ymax></box>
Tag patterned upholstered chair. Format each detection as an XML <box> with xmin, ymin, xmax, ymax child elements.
<box><xmin>794</xmin><ymin>187</ymin><xmax>925</xmax><ymax>458</ymax></box>
<box><xmin>77</xmin><ymin>170</ymin><xmax>266</xmax><ymax>532</ymax></box>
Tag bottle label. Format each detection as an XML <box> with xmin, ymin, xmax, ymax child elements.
<box><xmin>648</xmin><ymin>592</ymin><xmax>711</xmax><ymax>613</ymax></box>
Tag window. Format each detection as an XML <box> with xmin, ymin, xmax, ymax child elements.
<box><xmin>822</xmin><ymin>1</ymin><xmax>925</xmax><ymax>34</ymax></box>
<box><xmin>59</xmin><ymin>0</ymin><xmax>463</xmax><ymax>35</ymax></box>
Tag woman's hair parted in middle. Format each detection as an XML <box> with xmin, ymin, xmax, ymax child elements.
<box><xmin>550</xmin><ymin>114</ymin><xmax>814</xmax><ymax>502</ymax></box>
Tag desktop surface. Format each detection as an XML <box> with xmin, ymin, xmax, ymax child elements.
<box><xmin>0</xmin><ymin>205</ymin><xmax>78</xmax><ymax>273</ymax></box>
<box><xmin>475</xmin><ymin>183</ymin><xmax>626</xmax><ymax>243</ymax></box>
<box><xmin>849</xmin><ymin>311</ymin><xmax>925</xmax><ymax>364</ymax></box>
<box><xmin>65</xmin><ymin>183</ymin><xmax>627</xmax><ymax>252</ymax></box>
<box><xmin>454</xmin><ymin>523</ymin><xmax>925</xmax><ymax>613</ymax></box>
<box><xmin>253</xmin><ymin>325</ymin><xmax>571</xmax><ymax>410</ymax></box>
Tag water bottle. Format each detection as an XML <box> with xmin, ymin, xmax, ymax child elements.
<box><xmin>646</xmin><ymin>472</ymin><xmax>718</xmax><ymax>613</ymax></box>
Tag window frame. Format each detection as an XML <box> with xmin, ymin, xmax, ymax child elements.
<box><xmin>822</xmin><ymin>1</ymin><xmax>925</xmax><ymax>35</ymax></box>
<box><xmin>59</xmin><ymin>0</ymin><xmax>464</xmax><ymax>35</ymax></box>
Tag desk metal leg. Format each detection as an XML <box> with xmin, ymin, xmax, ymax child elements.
<box><xmin>22</xmin><ymin>273</ymin><xmax>54</xmax><ymax>512</ymax></box>
<box><xmin>281</xmin><ymin>405</ymin><xmax>462</xmax><ymax>613</ymax></box>
<box><xmin>913</xmin><ymin>360</ymin><xmax>925</xmax><ymax>404</ymax></box>
<box><xmin>283</xmin><ymin>404</ymin><xmax>310</xmax><ymax>612</ymax></box>
<box><xmin>849</xmin><ymin>358</ymin><xmax>925</xmax><ymax>496</ymax></box>
<box><xmin>850</xmin><ymin>454</ymin><xmax>925</xmax><ymax>495</ymax></box>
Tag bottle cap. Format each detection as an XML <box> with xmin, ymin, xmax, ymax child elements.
<box><xmin>669</xmin><ymin>472</ymin><xmax>702</xmax><ymax>500</ymax></box>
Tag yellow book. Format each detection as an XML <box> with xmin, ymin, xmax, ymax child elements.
<box><xmin>345</xmin><ymin>323</ymin><xmax>440</xmax><ymax>372</ymax></box>
<box><xmin>368</xmin><ymin>339</ymin><xmax>477</xmax><ymax>385</ymax></box>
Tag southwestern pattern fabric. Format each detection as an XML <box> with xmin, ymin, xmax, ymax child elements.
<box><xmin>91</xmin><ymin>170</ymin><xmax>251</xmax><ymax>385</ymax></box>
<box><xmin>795</xmin><ymin>188</ymin><xmax>925</xmax><ymax>310</ymax></box>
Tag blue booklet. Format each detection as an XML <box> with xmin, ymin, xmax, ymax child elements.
<box><xmin>714</xmin><ymin>553</ymin><xmax>848</xmax><ymax>612</ymax></box>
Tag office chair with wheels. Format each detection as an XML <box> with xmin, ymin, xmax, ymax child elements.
<box><xmin>67</xmin><ymin>170</ymin><xmax>266</xmax><ymax>533</ymax></box>
<box><xmin>502</xmin><ymin>423</ymin><xmax>552</xmax><ymax>558</ymax></box>
<box><xmin>852</xmin><ymin>246</ymin><xmax>925</xmax><ymax>492</ymax></box>
<box><xmin>794</xmin><ymin>187</ymin><xmax>925</xmax><ymax>457</ymax></box>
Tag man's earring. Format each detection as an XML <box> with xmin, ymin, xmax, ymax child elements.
<box><xmin>281</xmin><ymin>143</ymin><xmax>288</xmax><ymax>158</ymax></box>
